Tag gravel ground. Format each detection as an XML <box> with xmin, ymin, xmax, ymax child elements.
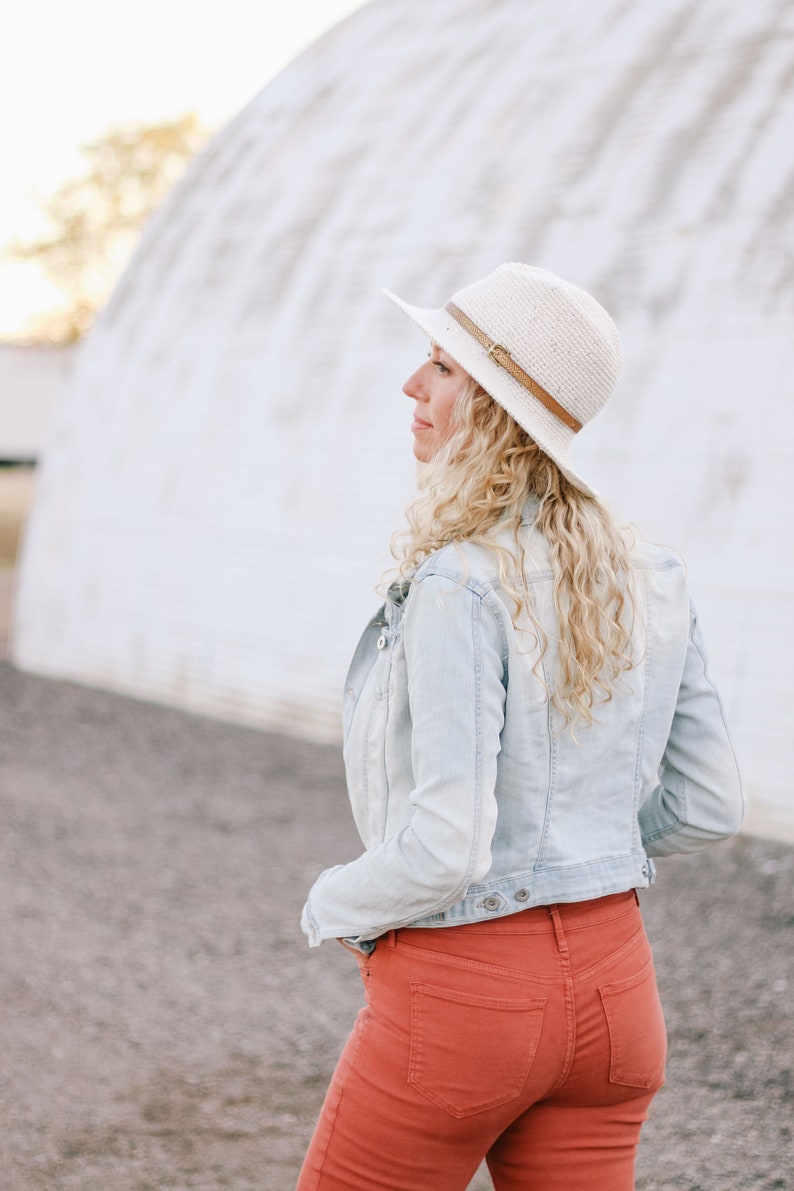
<box><xmin>0</xmin><ymin>659</ymin><xmax>791</xmax><ymax>1190</ymax></box>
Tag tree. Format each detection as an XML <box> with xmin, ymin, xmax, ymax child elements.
<box><xmin>10</xmin><ymin>112</ymin><xmax>210</xmax><ymax>343</ymax></box>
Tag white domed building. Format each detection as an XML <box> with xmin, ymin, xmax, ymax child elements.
<box><xmin>12</xmin><ymin>0</ymin><xmax>794</xmax><ymax>840</ymax></box>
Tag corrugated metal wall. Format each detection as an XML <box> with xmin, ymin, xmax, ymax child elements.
<box><xmin>12</xmin><ymin>0</ymin><xmax>794</xmax><ymax>839</ymax></box>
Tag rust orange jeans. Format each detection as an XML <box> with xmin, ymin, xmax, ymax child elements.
<box><xmin>297</xmin><ymin>891</ymin><xmax>666</xmax><ymax>1190</ymax></box>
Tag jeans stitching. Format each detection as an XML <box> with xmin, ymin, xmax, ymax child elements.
<box><xmin>394</xmin><ymin>938</ymin><xmax>565</xmax><ymax>985</ymax></box>
<box><xmin>572</xmin><ymin>926</ymin><xmax>646</xmax><ymax>984</ymax></box>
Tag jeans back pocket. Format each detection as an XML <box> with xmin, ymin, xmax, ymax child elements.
<box><xmin>599</xmin><ymin>955</ymin><xmax>667</xmax><ymax>1090</ymax></box>
<box><xmin>408</xmin><ymin>982</ymin><xmax>546</xmax><ymax>1118</ymax></box>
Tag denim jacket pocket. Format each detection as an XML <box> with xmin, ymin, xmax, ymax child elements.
<box><xmin>408</xmin><ymin>982</ymin><xmax>546</xmax><ymax>1117</ymax></box>
<box><xmin>598</xmin><ymin>955</ymin><xmax>667</xmax><ymax>1089</ymax></box>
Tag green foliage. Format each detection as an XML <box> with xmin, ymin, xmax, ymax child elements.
<box><xmin>10</xmin><ymin>112</ymin><xmax>210</xmax><ymax>343</ymax></box>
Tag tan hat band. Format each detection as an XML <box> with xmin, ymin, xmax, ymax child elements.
<box><xmin>444</xmin><ymin>302</ymin><xmax>583</xmax><ymax>433</ymax></box>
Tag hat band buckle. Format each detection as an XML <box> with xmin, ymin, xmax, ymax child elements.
<box><xmin>487</xmin><ymin>342</ymin><xmax>511</xmax><ymax>367</ymax></box>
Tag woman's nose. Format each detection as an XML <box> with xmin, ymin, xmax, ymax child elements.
<box><xmin>403</xmin><ymin>364</ymin><xmax>426</xmax><ymax>400</ymax></box>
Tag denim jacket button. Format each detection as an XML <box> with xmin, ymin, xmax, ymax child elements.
<box><xmin>515</xmin><ymin>888</ymin><xmax>530</xmax><ymax>902</ymax></box>
<box><xmin>482</xmin><ymin>896</ymin><xmax>501</xmax><ymax>911</ymax></box>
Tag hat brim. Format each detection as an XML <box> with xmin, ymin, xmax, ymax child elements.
<box><xmin>384</xmin><ymin>289</ymin><xmax>597</xmax><ymax>497</ymax></box>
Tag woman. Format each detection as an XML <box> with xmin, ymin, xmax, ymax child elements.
<box><xmin>298</xmin><ymin>263</ymin><xmax>742</xmax><ymax>1191</ymax></box>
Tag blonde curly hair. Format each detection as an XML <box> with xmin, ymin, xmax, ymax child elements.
<box><xmin>391</xmin><ymin>379</ymin><xmax>636</xmax><ymax>729</ymax></box>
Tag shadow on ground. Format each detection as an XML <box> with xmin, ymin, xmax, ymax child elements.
<box><xmin>0</xmin><ymin>661</ymin><xmax>790</xmax><ymax>1190</ymax></box>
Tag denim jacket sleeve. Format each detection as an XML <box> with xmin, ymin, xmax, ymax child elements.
<box><xmin>301</xmin><ymin>573</ymin><xmax>507</xmax><ymax>946</ymax></box>
<box><xmin>639</xmin><ymin>602</ymin><xmax>743</xmax><ymax>855</ymax></box>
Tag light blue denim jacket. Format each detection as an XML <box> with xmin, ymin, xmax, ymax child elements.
<box><xmin>301</xmin><ymin>510</ymin><xmax>743</xmax><ymax>949</ymax></box>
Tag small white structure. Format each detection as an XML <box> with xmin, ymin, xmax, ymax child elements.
<box><xmin>0</xmin><ymin>343</ymin><xmax>76</xmax><ymax>460</ymax></box>
<box><xmin>12</xmin><ymin>0</ymin><xmax>794</xmax><ymax>840</ymax></box>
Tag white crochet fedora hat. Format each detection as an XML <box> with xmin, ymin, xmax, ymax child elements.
<box><xmin>384</xmin><ymin>262</ymin><xmax>622</xmax><ymax>497</ymax></box>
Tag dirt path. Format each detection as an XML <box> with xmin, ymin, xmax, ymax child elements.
<box><xmin>0</xmin><ymin>660</ymin><xmax>791</xmax><ymax>1190</ymax></box>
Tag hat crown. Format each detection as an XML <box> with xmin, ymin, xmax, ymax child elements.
<box><xmin>451</xmin><ymin>263</ymin><xmax>621</xmax><ymax>428</ymax></box>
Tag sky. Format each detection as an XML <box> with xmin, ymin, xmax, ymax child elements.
<box><xmin>0</xmin><ymin>0</ymin><xmax>367</xmax><ymax>337</ymax></box>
